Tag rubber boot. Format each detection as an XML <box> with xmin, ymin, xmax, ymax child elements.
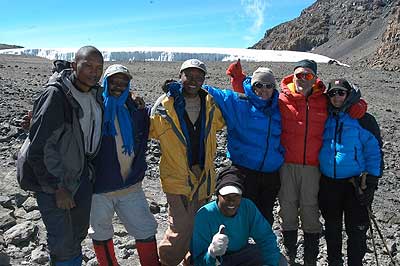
<box><xmin>136</xmin><ymin>236</ymin><xmax>161</xmax><ymax>266</ymax></box>
<box><xmin>51</xmin><ymin>254</ymin><xmax>83</xmax><ymax>266</ymax></box>
<box><xmin>303</xmin><ymin>233</ymin><xmax>320</xmax><ymax>266</ymax></box>
<box><xmin>92</xmin><ymin>239</ymin><xmax>118</xmax><ymax>266</ymax></box>
<box><xmin>282</xmin><ymin>230</ymin><xmax>298</xmax><ymax>265</ymax></box>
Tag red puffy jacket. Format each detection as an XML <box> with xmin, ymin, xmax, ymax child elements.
<box><xmin>279</xmin><ymin>74</ymin><xmax>328</xmax><ymax>166</ymax></box>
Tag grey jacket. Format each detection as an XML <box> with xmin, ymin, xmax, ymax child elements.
<box><xmin>27</xmin><ymin>70</ymin><xmax>103</xmax><ymax>195</ymax></box>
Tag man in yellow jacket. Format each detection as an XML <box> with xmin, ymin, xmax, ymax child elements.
<box><xmin>150</xmin><ymin>59</ymin><xmax>225</xmax><ymax>266</ymax></box>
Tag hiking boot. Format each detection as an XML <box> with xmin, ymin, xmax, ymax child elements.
<box><xmin>304</xmin><ymin>233</ymin><xmax>320</xmax><ymax>266</ymax></box>
<box><xmin>282</xmin><ymin>230</ymin><xmax>298</xmax><ymax>265</ymax></box>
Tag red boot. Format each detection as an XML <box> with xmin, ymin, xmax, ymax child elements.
<box><xmin>92</xmin><ymin>239</ymin><xmax>119</xmax><ymax>266</ymax></box>
<box><xmin>136</xmin><ymin>236</ymin><xmax>161</xmax><ymax>266</ymax></box>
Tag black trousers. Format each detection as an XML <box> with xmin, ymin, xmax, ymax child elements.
<box><xmin>36</xmin><ymin>175</ymin><xmax>93</xmax><ymax>263</ymax></box>
<box><xmin>318</xmin><ymin>175</ymin><xmax>369</xmax><ymax>266</ymax></box>
<box><xmin>234</xmin><ymin>164</ymin><xmax>280</xmax><ymax>226</ymax></box>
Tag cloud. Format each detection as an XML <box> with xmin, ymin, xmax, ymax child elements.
<box><xmin>240</xmin><ymin>0</ymin><xmax>268</xmax><ymax>43</ymax></box>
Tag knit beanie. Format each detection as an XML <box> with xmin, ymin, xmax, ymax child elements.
<box><xmin>251</xmin><ymin>67</ymin><xmax>276</xmax><ymax>86</ymax></box>
<box><xmin>294</xmin><ymin>59</ymin><xmax>317</xmax><ymax>75</ymax></box>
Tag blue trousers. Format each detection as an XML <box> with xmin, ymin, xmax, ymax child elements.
<box><xmin>36</xmin><ymin>175</ymin><xmax>92</xmax><ymax>264</ymax></box>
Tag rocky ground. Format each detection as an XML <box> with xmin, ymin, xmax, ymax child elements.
<box><xmin>0</xmin><ymin>54</ymin><xmax>399</xmax><ymax>265</ymax></box>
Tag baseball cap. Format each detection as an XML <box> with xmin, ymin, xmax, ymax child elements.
<box><xmin>327</xmin><ymin>78</ymin><xmax>353</xmax><ymax>92</ymax></box>
<box><xmin>219</xmin><ymin>185</ymin><xmax>242</xmax><ymax>196</ymax></box>
<box><xmin>215</xmin><ymin>166</ymin><xmax>245</xmax><ymax>196</ymax></box>
<box><xmin>179</xmin><ymin>59</ymin><xmax>207</xmax><ymax>74</ymax></box>
<box><xmin>103</xmin><ymin>64</ymin><xmax>132</xmax><ymax>80</ymax></box>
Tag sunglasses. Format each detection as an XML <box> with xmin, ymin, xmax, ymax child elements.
<box><xmin>253</xmin><ymin>82</ymin><xmax>275</xmax><ymax>90</ymax></box>
<box><xmin>295</xmin><ymin>72</ymin><xmax>315</xmax><ymax>81</ymax></box>
<box><xmin>327</xmin><ymin>89</ymin><xmax>347</xmax><ymax>97</ymax></box>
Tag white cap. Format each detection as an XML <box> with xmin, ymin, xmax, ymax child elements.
<box><xmin>179</xmin><ymin>59</ymin><xmax>207</xmax><ymax>74</ymax></box>
<box><xmin>103</xmin><ymin>64</ymin><xmax>132</xmax><ymax>80</ymax></box>
<box><xmin>219</xmin><ymin>185</ymin><xmax>242</xmax><ymax>196</ymax></box>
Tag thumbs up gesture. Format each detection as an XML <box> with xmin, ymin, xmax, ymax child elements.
<box><xmin>208</xmin><ymin>225</ymin><xmax>229</xmax><ymax>258</ymax></box>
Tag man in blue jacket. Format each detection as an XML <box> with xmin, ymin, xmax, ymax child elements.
<box><xmin>191</xmin><ymin>166</ymin><xmax>281</xmax><ymax>266</ymax></box>
<box><xmin>318</xmin><ymin>78</ymin><xmax>382</xmax><ymax>266</ymax></box>
<box><xmin>89</xmin><ymin>64</ymin><xmax>159</xmax><ymax>266</ymax></box>
<box><xmin>203</xmin><ymin>67</ymin><xmax>284</xmax><ymax>226</ymax></box>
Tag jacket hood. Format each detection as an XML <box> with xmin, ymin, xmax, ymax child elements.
<box><xmin>47</xmin><ymin>69</ymin><xmax>102</xmax><ymax>94</ymax></box>
<box><xmin>243</xmin><ymin>76</ymin><xmax>279</xmax><ymax>115</ymax></box>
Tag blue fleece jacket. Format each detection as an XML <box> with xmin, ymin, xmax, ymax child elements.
<box><xmin>319</xmin><ymin>112</ymin><xmax>381</xmax><ymax>179</ymax></box>
<box><xmin>191</xmin><ymin>198</ymin><xmax>280</xmax><ymax>266</ymax></box>
<box><xmin>93</xmin><ymin>98</ymin><xmax>149</xmax><ymax>194</ymax></box>
<box><xmin>203</xmin><ymin>77</ymin><xmax>284</xmax><ymax>172</ymax></box>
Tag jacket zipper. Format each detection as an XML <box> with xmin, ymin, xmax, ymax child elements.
<box><xmin>303</xmin><ymin>99</ymin><xmax>309</xmax><ymax>165</ymax></box>
<box><xmin>89</xmin><ymin>119</ymin><xmax>95</xmax><ymax>153</ymax></box>
<box><xmin>334</xmin><ymin>116</ymin><xmax>339</xmax><ymax>178</ymax></box>
<box><xmin>259</xmin><ymin>116</ymin><xmax>272</xmax><ymax>171</ymax></box>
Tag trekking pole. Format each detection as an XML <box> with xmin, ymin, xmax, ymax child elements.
<box><xmin>359</xmin><ymin>174</ymin><xmax>379</xmax><ymax>265</ymax></box>
<box><xmin>368</xmin><ymin>213</ymin><xmax>379</xmax><ymax>265</ymax></box>
<box><xmin>350</xmin><ymin>174</ymin><xmax>398</xmax><ymax>266</ymax></box>
<box><xmin>367</xmin><ymin>207</ymin><xmax>399</xmax><ymax>266</ymax></box>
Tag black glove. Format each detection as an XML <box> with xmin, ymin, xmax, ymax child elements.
<box><xmin>355</xmin><ymin>175</ymin><xmax>379</xmax><ymax>206</ymax></box>
<box><xmin>161</xmin><ymin>79</ymin><xmax>177</xmax><ymax>93</ymax></box>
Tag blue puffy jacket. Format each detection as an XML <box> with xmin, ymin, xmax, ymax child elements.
<box><xmin>203</xmin><ymin>77</ymin><xmax>284</xmax><ymax>173</ymax></box>
<box><xmin>319</xmin><ymin>112</ymin><xmax>381</xmax><ymax>179</ymax></box>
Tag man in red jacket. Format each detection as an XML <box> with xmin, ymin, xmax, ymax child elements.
<box><xmin>278</xmin><ymin>59</ymin><xmax>366</xmax><ymax>266</ymax></box>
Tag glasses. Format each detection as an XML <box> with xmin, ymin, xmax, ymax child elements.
<box><xmin>327</xmin><ymin>89</ymin><xmax>347</xmax><ymax>97</ymax></box>
<box><xmin>295</xmin><ymin>72</ymin><xmax>315</xmax><ymax>81</ymax></box>
<box><xmin>253</xmin><ymin>82</ymin><xmax>275</xmax><ymax>90</ymax></box>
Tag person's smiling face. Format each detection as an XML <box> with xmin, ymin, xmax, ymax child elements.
<box><xmin>73</xmin><ymin>52</ymin><xmax>104</xmax><ymax>92</ymax></box>
<box><xmin>180</xmin><ymin>68</ymin><xmax>205</xmax><ymax>98</ymax></box>
<box><xmin>293</xmin><ymin>67</ymin><xmax>316</xmax><ymax>96</ymax></box>
<box><xmin>328</xmin><ymin>89</ymin><xmax>348</xmax><ymax>108</ymax></box>
<box><xmin>217</xmin><ymin>193</ymin><xmax>242</xmax><ymax>217</ymax></box>
<box><xmin>107</xmin><ymin>73</ymin><xmax>130</xmax><ymax>97</ymax></box>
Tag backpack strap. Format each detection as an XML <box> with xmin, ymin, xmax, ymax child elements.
<box><xmin>358</xmin><ymin>113</ymin><xmax>384</xmax><ymax>176</ymax></box>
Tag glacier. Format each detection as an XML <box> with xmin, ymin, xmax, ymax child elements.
<box><xmin>0</xmin><ymin>46</ymin><xmax>347</xmax><ymax>65</ymax></box>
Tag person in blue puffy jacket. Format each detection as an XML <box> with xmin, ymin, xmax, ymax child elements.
<box><xmin>318</xmin><ymin>78</ymin><xmax>383</xmax><ymax>266</ymax></box>
<box><xmin>202</xmin><ymin>67</ymin><xmax>284</xmax><ymax>226</ymax></box>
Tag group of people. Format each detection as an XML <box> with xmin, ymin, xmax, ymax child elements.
<box><xmin>20</xmin><ymin>45</ymin><xmax>383</xmax><ymax>266</ymax></box>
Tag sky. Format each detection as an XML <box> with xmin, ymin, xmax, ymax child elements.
<box><xmin>0</xmin><ymin>0</ymin><xmax>316</xmax><ymax>49</ymax></box>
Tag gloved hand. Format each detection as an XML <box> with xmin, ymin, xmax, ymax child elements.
<box><xmin>208</xmin><ymin>225</ymin><xmax>229</xmax><ymax>258</ymax></box>
<box><xmin>348</xmin><ymin>98</ymin><xmax>367</xmax><ymax>119</ymax></box>
<box><xmin>20</xmin><ymin>110</ymin><xmax>33</xmax><ymax>130</ymax></box>
<box><xmin>355</xmin><ymin>174</ymin><xmax>378</xmax><ymax>206</ymax></box>
<box><xmin>226</xmin><ymin>59</ymin><xmax>245</xmax><ymax>93</ymax></box>
<box><xmin>161</xmin><ymin>79</ymin><xmax>177</xmax><ymax>93</ymax></box>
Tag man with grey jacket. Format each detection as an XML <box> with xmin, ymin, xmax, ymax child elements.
<box><xmin>26</xmin><ymin>46</ymin><xmax>104</xmax><ymax>266</ymax></box>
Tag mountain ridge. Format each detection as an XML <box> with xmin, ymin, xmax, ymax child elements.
<box><xmin>252</xmin><ymin>0</ymin><xmax>400</xmax><ymax>71</ymax></box>
<box><xmin>0</xmin><ymin>44</ymin><xmax>23</xmax><ymax>50</ymax></box>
